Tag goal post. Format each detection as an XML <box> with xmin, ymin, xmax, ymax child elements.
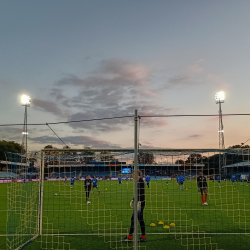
<box><xmin>5</xmin><ymin>147</ymin><xmax>250</xmax><ymax>250</ymax></box>
<box><xmin>36</xmin><ymin>147</ymin><xmax>250</xmax><ymax>250</ymax></box>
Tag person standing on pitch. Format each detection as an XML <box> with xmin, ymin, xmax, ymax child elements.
<box><xmin>23</xmin><ymin>178</ymin><xmax>26</xmax><ymax>185</ymax></box>
<box><xmin>178</xmin><ymin>174</ymin><xmax>185</xmax><ymax>190</ymax></box>
<box><xmin>240</xmin><ymin>176</ymin><xmax>243</xmax><ymax>185</ymax></box>
<box><xmin>70</xmin><ymin>177</ymin><xmax>75</xmax><ymax>188</ymax></box>
<box><xmin>92</xmin><ymin>175</ymin><xmax>101</xmax><ymax>194</ymax></box>
<box><xmin>85</xmin><ymin>175</ymin><xmax>92</xmax><ymax>203</ymax></box>
<box><xmin>118</xmin><ymin>176</ymin><xmax>122</xmax><ymax>185</ymax></box>
<box><xmin>231</xmin><ymin>175</ymin><xmax>236</xmax><ymax>186</ymax></box>
<box><xmin>197</xmin><ymin>171</ymin><xmax>208</xmax><ymax>206</ymax></box>
<box><xmin>64</xmin><ymin>176</ymin><xmax>67</xmax><ymax>185</ymax></box>
<box><xmin>216</xmin><ymin>175</ymin><xmax>221</xmax><ymax>188</ymax></box>
<box><xmin>145</xmin><ymin>175</ymin><xmax>151</xmax><ymax>188</ymax></box>
<box><xmin>122</xmin><ymin>169</ymin><xmax>146</xmax><ymax>242</ymax></box>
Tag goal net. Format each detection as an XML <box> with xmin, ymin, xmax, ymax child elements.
<box><xmin>5</xmin><ymin>152</ymin><xmax>40</xmax><ymax>250</ymax></box>
<box><xmin>5</xmin><ymin>148</ymin><xmax>250</xmax><ymax>250</ymax></box>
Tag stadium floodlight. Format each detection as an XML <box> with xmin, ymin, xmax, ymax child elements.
<box><xmin>21</xmin><ymin>94</ymin><xmax>31</xmax><ymax>162</ymax></box>
<box><xmin>21</xmin><ymin>94</ymin><xmax>31</xmax><ymax>106</ymax></box>
<box><xmin>215</xmin><ymin>91</ymin><xmax>225</xmax><ymax>174</ymax></box>
<box><xmin>215</xmin><ymin>91</ymin><xmax>225</xmax><ymax>104</ymax></box>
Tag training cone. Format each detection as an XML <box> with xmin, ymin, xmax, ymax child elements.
<box><xmin>150</xmin><ymin>223</ymin><xmax>156</xmax><ymax>227</ymax></box>
<box><xmin>158</xmin><ymin>221</ymin><xmax>164</xmax><ymax>225</ymax></box>
<box><xmin>163</xmin><ymin>225</ymin><xmax>169</xmax><ymax>229</ymax></box>
<box><xmin>170</xmin><ymin>223</ymin><xmax>175</xmax><ymax>226</ymax></box>
<box><xmin>105</xmin><ymin>188</ymin><xmax>108</xmax><ymax>190</ymax></box>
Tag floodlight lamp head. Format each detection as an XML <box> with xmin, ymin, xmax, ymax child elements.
<box><xmin>215</xmin><ymin>91</ymin><xmax>225</xmax><ymax>103</ymax></box>
<box><xmin>21</xmin><ymin>95</ymin><xmax>31</xmax><ymax>106</ymax></box>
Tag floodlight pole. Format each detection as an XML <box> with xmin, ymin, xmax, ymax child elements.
<box><xmin>134</xmin><ymin>110</ymin><xmax>138</xmax><ymax>250</ymax></box>
<box><xmin>21</xmin><ymin>104</ymin><xmax>29</xmax><ymax>172</ymax></box>
<box><xmin>216</xmin><ymin>99</ymin><xmax>225</xmax><ymax>174</ymax></box>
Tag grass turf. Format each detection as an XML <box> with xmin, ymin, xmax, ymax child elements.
<box><xmin>0</xmin><ymin>179</ymin><xmax>250</xmax><ymax>250</ymax></box>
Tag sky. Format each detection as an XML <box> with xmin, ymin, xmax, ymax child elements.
<box><xmin>0</xmin><ymin>0</ymin><xmax>250</xmax><ymax>150</ymax></box>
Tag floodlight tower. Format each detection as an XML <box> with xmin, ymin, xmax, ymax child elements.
<box><xmin>21</xmin><ymin>95</ymin><xmax>31</xmax><ymax>161</ymax></box>
<box><xmin>215</xmin><ymin>91</ymin><xmax>225</xmax><ymax>174</ymax></box>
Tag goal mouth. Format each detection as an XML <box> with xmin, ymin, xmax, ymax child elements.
<box><xmin>4</xmin><ymin>148</ymin><xmax>250</xmax><ymax>250</ymax></box>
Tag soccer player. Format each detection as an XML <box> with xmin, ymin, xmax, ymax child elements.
<box><xmin>92</xmin><ymin>175</ymin><xmax>101</xmax><ymax>194</ymax></box>
<box><xmin>70</xmin><ymin>177</ymin><xmax>75</xmax><ymax>188</ymax></box>
<box><xmin>64</xmin><ymin>176</ymin><xmax>67</xmax><ymax>185</ymax></box>
<box><xmin>216</xmin><ymin>175</ymin><xmax>221</xmax><ymax>188</ymax></box>
<box><xmin>84</xmin><ymin>175</ymin><xmax>92</xmax><ymax>203</ymax></box>
<box><xmin>126</xmin><ymin>176</ymin><xmax>128</xmax><ymax>182</ymax></box>
<box><xmin>178</xmin><ymin>174</ymin><xmax>185</xmax><ymax>190</ymax></box>
<box><xmin>23</xmin><ymin>178</ymin><xmax>26</xmax><ymax>185</ymax></box>
<box><xmin>118</xmin><ymin>176</ymin><xmax>122</xmax><ymax>185</ymax></box>
<box><xmin>145</xmin><ymin>175</ymin><xmax>151</xmax><ymax>188</ymax></box>
<box><xmin>231</xmin><ymin>175</ymin><xmax>236</xmax><ymax>186</ymax></box>
<box><xmin>197</xmin><ymin>171</ymin><xmax>208</xmax><ymax>206</ymax></box>
<box><xmin>122</xmin><ymin>169</ymin><xmax>146</xmax><ymax>242</ymax></box>
<box><xmin>240</xmin><ymin>176</ymin><xmax>243</xmax><ymax>185</ymax></box>
<box><xmin>176</xmin><ymin>175</ymin><xmax>180</xmax><ymax>188</ymax></box>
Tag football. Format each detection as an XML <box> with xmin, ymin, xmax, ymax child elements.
<box><xmin>55</xmin><ymin>193</ymin><xmax>57</xmax><ymax>196</ymax></box>
<box><xmin>87</xmin><ymin>201</ymin><xmax>91</xmax><ymax>205</ymax></box>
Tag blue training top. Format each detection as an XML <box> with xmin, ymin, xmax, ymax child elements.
<box><xmin>231</xmin><ymin>176</ymin><xmax>236</xmax><ymax>182</ymax></box>
<box><xmin>118</xmin><ymin>177</ymin><xmax>122</xmax><ymax>182</ymax></box>
<box><xmin>178</xmin><ymin>176</ymin><xmax>185</xmax><ymax>183</ymax></box>
<box><xmin>93</xmin><ymin>178</ymin><xmax>98</xmax><ymax>186</ymax></box>
<box><xmin>71</xmin><ymin>178</ymin><xmax>75</xmax><ymax>184</ymax></box>
<box><xmin>145</xmin><ymin>176</ymin><xmax>151</xmax><ymax>183</ymax></box>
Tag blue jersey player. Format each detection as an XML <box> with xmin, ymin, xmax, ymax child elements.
<box><xmin>23</xmin><ymin>178</ymin><xmax>26</xmax><ymax>185</ymax></box>
<box><xmin>118</xmin><ymin>176</ymin><xmax>122</xmax><ymax>185</ymax></box>
<box><xmin>145</xmin><ymin>175</ymin><xmax>151</xmax><ymax>188</ymax></box>
<box><xmin>231</xmin><ymin>175</ymin><xmax>236</xmax><ymax>186</ymax></box>
<box><xmin>216</xmin><ymin>176</ymin><xmax>221</xmax><ymax>187</ymax></box>
<box><xmin>178</xmin><ymin>175</ymin><xmax>185</xmax><ymax>190</ymax></box>
<box><xmin>239</xmin><ymin>176</ymin><xmax>243</xmax><ymax>185</ymax></box>
<box><xmin>64</xmin><ymin>176</ymin><xmax>67</xmax><ymax>185</ymax></box>
<box><xmin>71</xmin><ymin>177</ymin><xmax>75</xmax><ymax>188</ymax></box>
<box><xmin>92</xmin><ymin>176</ymin><xmax>101</xmax><ymax>194</ymax></box>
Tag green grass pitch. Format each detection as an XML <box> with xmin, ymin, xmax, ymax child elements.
<box><xmin>0</xmin><ymin>179</ymin><xmax>250</xmax><ymax>250</ymax></box>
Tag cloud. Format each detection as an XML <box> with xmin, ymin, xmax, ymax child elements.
<box><xmin>0</xmin><ymin>127</ymin><xmax>23</xmax><ymax>141</ymax></box>
<box><xmin>188</xmin><ymin>134</ymin><xmax>202</xmax><ymax>138</ymax></box>
<box><xmin>56</xmin><ymin>59</ymin><xmax>152</xmax><ymax>88</ymax></box>
<box><xmin>50</xmin><ymin>89</ymin><xmax>67</xmax><ymax>101</ymax></box>
<box><xmin>163</xmin><ymin>61</ymin><xmax>204</xmax><ymax>88</ymax></box>
<box><xmin>206</xmin><ymin>74</ymin><xmax>230</xmax><ymax>89</ymax></box>
<box><xmin>50</xmin><ymin>59</ymin><xmax>205</xmax><ymax>133</ymax></box>
<box><xmin>32</xmin><ymin>98</ymin><xmax>63</xmax><ymax>116</ymax></box>
<box><xmin>29</xmin><ymin>135</ymin><xmax>120</xmax><ymax>148</ymax></box>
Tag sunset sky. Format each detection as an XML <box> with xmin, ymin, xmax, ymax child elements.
<box><xmin>0</xmin><ymin>1</ymin><xmax>250</xmax><ymax>150</ymax></box>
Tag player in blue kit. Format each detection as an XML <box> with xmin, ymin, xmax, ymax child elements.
<box><xmin>176</xmin><ymin>175</ymin><xmax>180</xmax><ymax>188</ymax></box>
<box><xmin>231</xmin><ymin>175</ymin><xmax>236</xmax><ymax>186</ymax></box>
<box><xmin>64</xmin><ymin>176</ymin><xmax>67</xmax><ymax>185</ymax></box>
<box><xmin>71</xmin><ymin>177</ymin><xmax>75</xmax><ymax>188</ymax></box>
<box><xmin>126</xmin><ymin>176</ymin><xmax>128</xmax><ymax>182</ymax></box>
<box><xmin>118</xmin><ymin>176</ymin><xmax>122</xmax><ymax>185</ymax></box>
<box><xmin>23</xmin><ymin>178</ymin><xmax>26</xmax><ymax>185</ymax></box>
<box><xmin>178</xmin><ymin>175</ymin><xmax>185</xmax><ymax>190</ymax></box>
<box><xmin>216</xmin><ymin>176</ymin><xmax>221</xmax><ymax>188</ymax></box>
<box><xmin>92</xmin><ymin>176</ymin><xmax>101</xmax><ymax>194</ymax></box>
<box><xmin>145</xmin><ymin>175</ymin><xmax>150</xmax><ymax>188</ymax></box>
<box><xmin>239</xmin><ymin>176</ymin><xmax>243</xmax><ymax>185</ymax></box>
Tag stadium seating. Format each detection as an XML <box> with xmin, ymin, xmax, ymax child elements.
<box><xmin>0</xmin><ymin>171</ymin><xmax>18</xmax><ymax>178</ymax></box>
